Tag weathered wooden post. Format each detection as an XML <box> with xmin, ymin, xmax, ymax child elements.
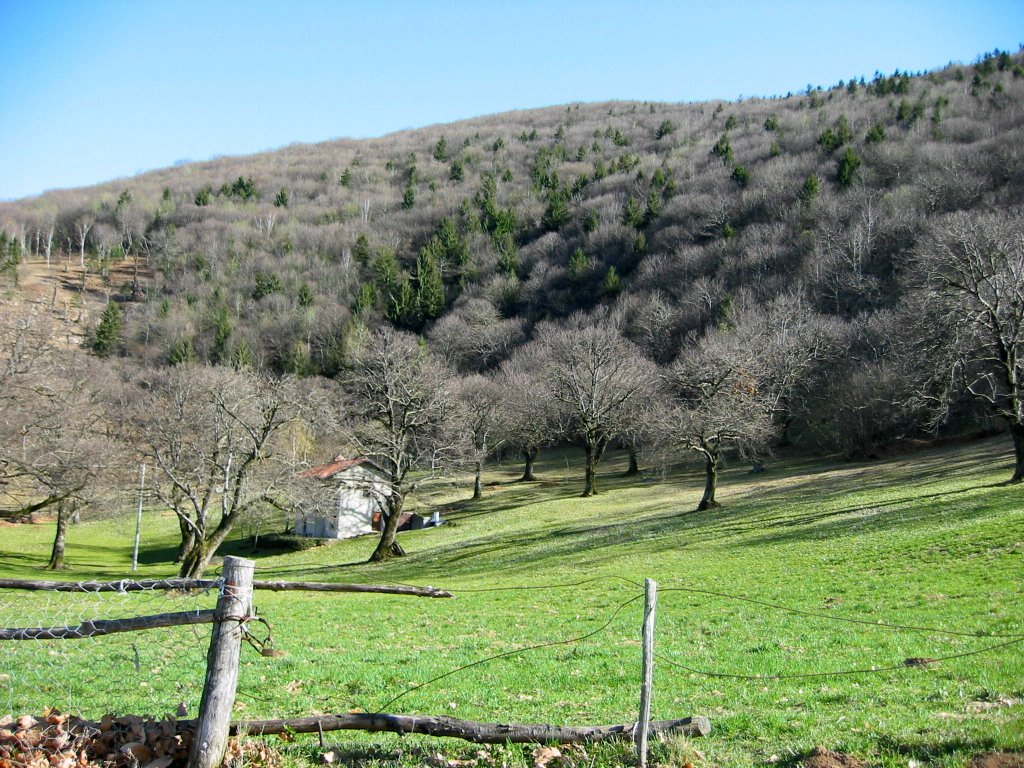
<box><xmin>637</xmin><ymin>578</ymin><xmax>657</xmax><ymax>768</ymax></box>
<box><xmin>188</xmin><ymin>556</ymin><xmax>255</xmax><ymax>768</ymax></box>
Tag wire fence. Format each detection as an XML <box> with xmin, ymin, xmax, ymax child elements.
<box><xmin>0</xmin><ymin>580</ymin><xmax>219</xmax><ymax>719</ymax></box>
<box><xmin>339</xmin><ymin>577</ymin><xmax>1024</xmax><ymax>716</ymax></box>
<box><xmin>2</xmin><ymin>570</ymin><xmax>1022</xmax><ymax>743</ymax></box>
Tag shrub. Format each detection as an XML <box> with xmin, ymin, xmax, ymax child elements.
<box><xmin>251</xmin><ymin>533</ymin><xmax>330</xmax><ymax>553</ymax></box>
<box><xmin>801</xmin><ymin>174</ymin><xmax>821</xmax><ymax>202</ymax></box>
<box><xmin>764</xmin><ymin>115</ymin><xmax>779</xmax><ymax>131</ymax></box>
<box><xmin>603</xmin><ymin>266</ymin><xmax>622</xmax><ymax>296</ymax></box>
<box><xmin>274</xmin><ymin>188</ymin><xmax>290</xmax><ymax>208</ymax></box>
<box><xmin>168</xmin><ymin>338</ymin><xmax>197</xmax><ymax>366</ymax></box>
<box><xmin>731</xmin><ymin>165</ymin><xmax>751</xmax><ymax>188</ymax></box>
<box><xmin>655</xmin><ymin>119</ymin><xmax>677</xmax><ymax>139</ymax></box>
<box><xmin>568</xmin><ymin>247</ymin><xmax>589</xmax><ymax>281</ymax></box>
<box><xmin>711</xmin><ymin>134</ymin><xmax>734</xmax><ymax>165</ymax></box>
<box><xmin>253</xmin><ymin>271</ymin><xmax>284</xmax><ymax>300</ymax></box>
<box><xmin>865</xmin><ymin>122</ymin><xmax>886</xmax><ymax>144</ymax></box>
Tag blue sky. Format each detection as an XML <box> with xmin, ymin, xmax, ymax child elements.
<box><xmin>0</xmin><ymin>0</ymin><xmax>1021</xmax><ymax>201</ymax></box>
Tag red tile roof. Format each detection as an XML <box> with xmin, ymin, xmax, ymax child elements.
<box><xmin>299</xmin><ymin>455</ymin><xmax>376</xmax><ymax>480</ymax></box>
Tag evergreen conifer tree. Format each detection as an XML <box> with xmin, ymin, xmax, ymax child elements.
<box><xmin>92</xmin><ymin>301</ymin><xmax>122</xmax><ymax>357</ymax></box>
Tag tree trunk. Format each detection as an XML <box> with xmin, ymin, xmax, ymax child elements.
<box><xmin>472</xmin><ymin>460</ymin><xmax>483</xmax><ymax>500</ymax></box>
<box><xmin>47</xmin><ymin>500</ymin><xmax>71</xmax><ymax>570</ymax></box>
<box><xmin>1011</xmin><ymin>421</ymin><xmax>1024</xmax><ymax>484</ymax></box>
<box><xmin>179</xmin><ymin>514</ymin><xmax>239</xmax><ymax>579</ymax></box>
<box><xmin>624</xmin><ymin>446</ymin><xmax>640</xmax><ymax>476</ymax></box>
<box><xmin>582</xmin><ymin>442</ymin><xmax>598</xmax><ymax>497</ymax></box>
<box><xmin>176</xmin><ymin>515</ymin><xmax>196</xmax><ymax>563</ymax></box>
<box><xmin>178</xmin><ymin>540</ymin><xmax>210</xmax><ymax>579</ymax></box>
<box><xmin>697</xmin><ymin>452</ymin><xmax>721</xmax><ymax>511</ymax></box>
<box><xmin>369</xmin><ymin>501</ymin><xmax>407</xmax><ymax>562</ymax></box>
<box><xmin>519</xmin><ymin>446</ymin><xmax>538</xmax><ymax>482</ymax></box>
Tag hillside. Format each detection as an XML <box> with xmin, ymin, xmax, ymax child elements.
<box><xmin>1</xmin><ymin>49</ymin><xmax>1023</xmax><ymax>454</ymax></box>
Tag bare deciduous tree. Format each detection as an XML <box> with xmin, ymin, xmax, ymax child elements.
<box><xmin>453</xmin><ymin>374</ymin><xmax>505</xmax><ymax>500</ymax></box>
<box><xmin>341</xmin><ymin>327</ymin><xmax>457</xmax><ymax>561</ymax></box>
<box><xmin>131</xmin><ymin>365</ymin><xmax>309</xmax><ymax>578</ymax></box>
<box><xmin>661</xmin><ymin>327</ymin><xmax>777</xmax><ymax>511</ymax></box>
<box><xmin>533</xmin><ymin>314</ymin><xmax>657</xmax><ymax>497</ymax></box>
<box><xmin>914</xmin><ymin>211</ymin><xmax>1024</xmax><ymax>482</ymax></box>
<box><xmin>0</xmin><ymin>313</ymin><xmax>124</xmax><ymax>567</ymax></box>
<box><xmin>496</xmin><ymin>346</ymin><xmax>556</xmax><ymax>482</ymax></box>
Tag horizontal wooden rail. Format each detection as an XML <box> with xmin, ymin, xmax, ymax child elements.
<box><xmin>0</xmin><ymin>577</ymin><xmax>219</xmax><ymax>593</ymax></box>
<box><xmin>251</xmin><ymin>580</ymin><xmax>453</xmax><ymax>598</ymax></box>
<box><xmin>0</xmin><ymin>577</ymin><xmax>452</xmax><ymax>598</ymax></box>
<box><xmin>0</xmin><ymin>609</ymin><xmax>217</xmax><ymax>639</ymax></box>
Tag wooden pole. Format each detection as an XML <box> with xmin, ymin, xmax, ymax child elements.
<box><xmin>131</xmin><ymin>463</ymin><xmax>145</xmax><ymax>572</ymax></box>
<box><xmin>637</xmin><ymin>578</ymin><xmax>657</xmax><ymax>768</ymax></box>
<box><xmin>187</xmin><ymin>556</ymin><xmax>254</xmax><ymax>768</ymax></box>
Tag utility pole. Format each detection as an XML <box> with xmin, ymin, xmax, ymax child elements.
<box><xmin>131</xmin><ymin>463</ymin><xmax>145</xmax><ymax>571</ymax></box>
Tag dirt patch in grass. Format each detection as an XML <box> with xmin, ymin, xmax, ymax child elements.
<box><xmin>969</xmin><ymin>754</ymin><xmax>1024</xmax><ymax>768</ymax></box>
<box><xmin>800</xmin><ymin>746</ymin><xmax>866</xmax><ymax>768</ymax></box>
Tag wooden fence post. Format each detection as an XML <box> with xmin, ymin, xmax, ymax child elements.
<box><xmin>188</xmin><ymin>556</ymin><xmax>255</xmax><ymax>768</ymax></box>
<box><xmin>637</xmin><ymin>578</ymin><xmax>657</xmax><ymax>768</ymax></box>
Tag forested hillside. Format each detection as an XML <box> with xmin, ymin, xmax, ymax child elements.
<box><xmin>1</xmin><ymin>49</ymin><xmax>1023</xmax><ymax>529</ymax></box>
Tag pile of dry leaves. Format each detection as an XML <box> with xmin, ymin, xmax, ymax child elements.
<box><xmin>0</xmin><ymin>710</ymin><xmax>276</xmax><ymax>768</ymax></box>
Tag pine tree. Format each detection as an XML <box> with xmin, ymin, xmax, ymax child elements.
<box><xmin>837</xmin><ymin>148</ymin><xmax>861</xmax><ymax>187</ymax></box>
<box><xmin>433</xmin><ymin>136</ymin><xmax>449</xmax><ymax>162</ymax></box>
<box><xmin>542</xmin><ymin>189</ymin><xmax>570</xmax><ymax>231</ymax></box>
<box><xmin>416</xmin><ymin>250</ymin><xmax>445</xmax><ymax>320</ymax></box>
<box><xmin>568</xmin><ymin>247</ymin><xmax>589</xmax><ymax>281</ymax></box>
<box><xmin>92</xmin><ymin>301</ymin><xmax>122</xmax><ymax>357</ymax></box>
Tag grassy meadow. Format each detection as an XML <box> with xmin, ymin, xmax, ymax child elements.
<box><xmin>1</xmin><ymin>437</ymin><xmax>1023</xmax><ymax>767</ymax></box>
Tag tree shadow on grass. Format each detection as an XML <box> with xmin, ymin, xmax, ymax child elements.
<box><xmin>736</xmin><ymin>480</ymin><xmax>1007</xmax><ymax>549</ymax></box>
<box><xmin>351</xmin><ymin>443</ymin><xmax>1022</xmax><ymax>584</ymax></box>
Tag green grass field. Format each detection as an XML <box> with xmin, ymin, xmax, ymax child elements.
<box><xmin>2</xmin><ymin>437</ymin><xmax>1022</xmax><ymax>767</ymax></box>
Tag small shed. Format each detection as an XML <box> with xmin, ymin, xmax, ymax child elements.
<box><xmin>296</xmin><ymin>456</ymin><xmax>390</xmax><ymax>539</ymax></box>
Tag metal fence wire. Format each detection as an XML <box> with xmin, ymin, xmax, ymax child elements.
<box><xmin>0</xmin><ymin>582</ymin><xmax>219</xmax><ymax>719</ymax></box>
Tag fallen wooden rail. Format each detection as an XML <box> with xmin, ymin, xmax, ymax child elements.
<box><xmin>227</xmin><ymin>712</ymin><xmax>712</xmax><ymax>744</ymax></box>
<box><xmin>0</xmin><ymin>609</ymin><xmax>217</xmax><ymax>640</ymax></box>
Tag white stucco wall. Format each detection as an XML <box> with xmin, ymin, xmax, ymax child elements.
<box><xmin>296</xmin><ymin>464</ymin><xmax>390</xmax><ymax>539</ymax></box>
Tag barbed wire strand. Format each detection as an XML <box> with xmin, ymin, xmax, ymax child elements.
<box><xmin>654</xmin><ymin>634</ymin><xmax>1024</xmax><ymax>681</ymax></box>
<box><xmin>657</xmin><ymin>585</ymin><xmax>1024</xmax><ymax>639</ymax></box>
<box><xmin>370</xmin><ymin>591</ymin><xmax>645</xmax><ymax>714</ymax></box>
<box><xmin>425</xmin><ymin>575</ymin><xmax>645</xmax><ymax>593</ymax></box>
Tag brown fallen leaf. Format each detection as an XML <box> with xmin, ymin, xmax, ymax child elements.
<box><xmin>532</xmin><ymin>746</ymin><xmax>561</xmax><ymax>768</ymax></box>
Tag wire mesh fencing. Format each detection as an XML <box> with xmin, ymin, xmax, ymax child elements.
<box><xmin>0</xmin><ymin>580</ymin><xmax>220</xmax><ymax>719</ymax></box>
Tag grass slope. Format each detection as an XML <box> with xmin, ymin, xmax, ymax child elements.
<box><xmin>2</xmin><ymin>438</ymin><xmax>1022</xmax><ymax>767</ymax></box>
